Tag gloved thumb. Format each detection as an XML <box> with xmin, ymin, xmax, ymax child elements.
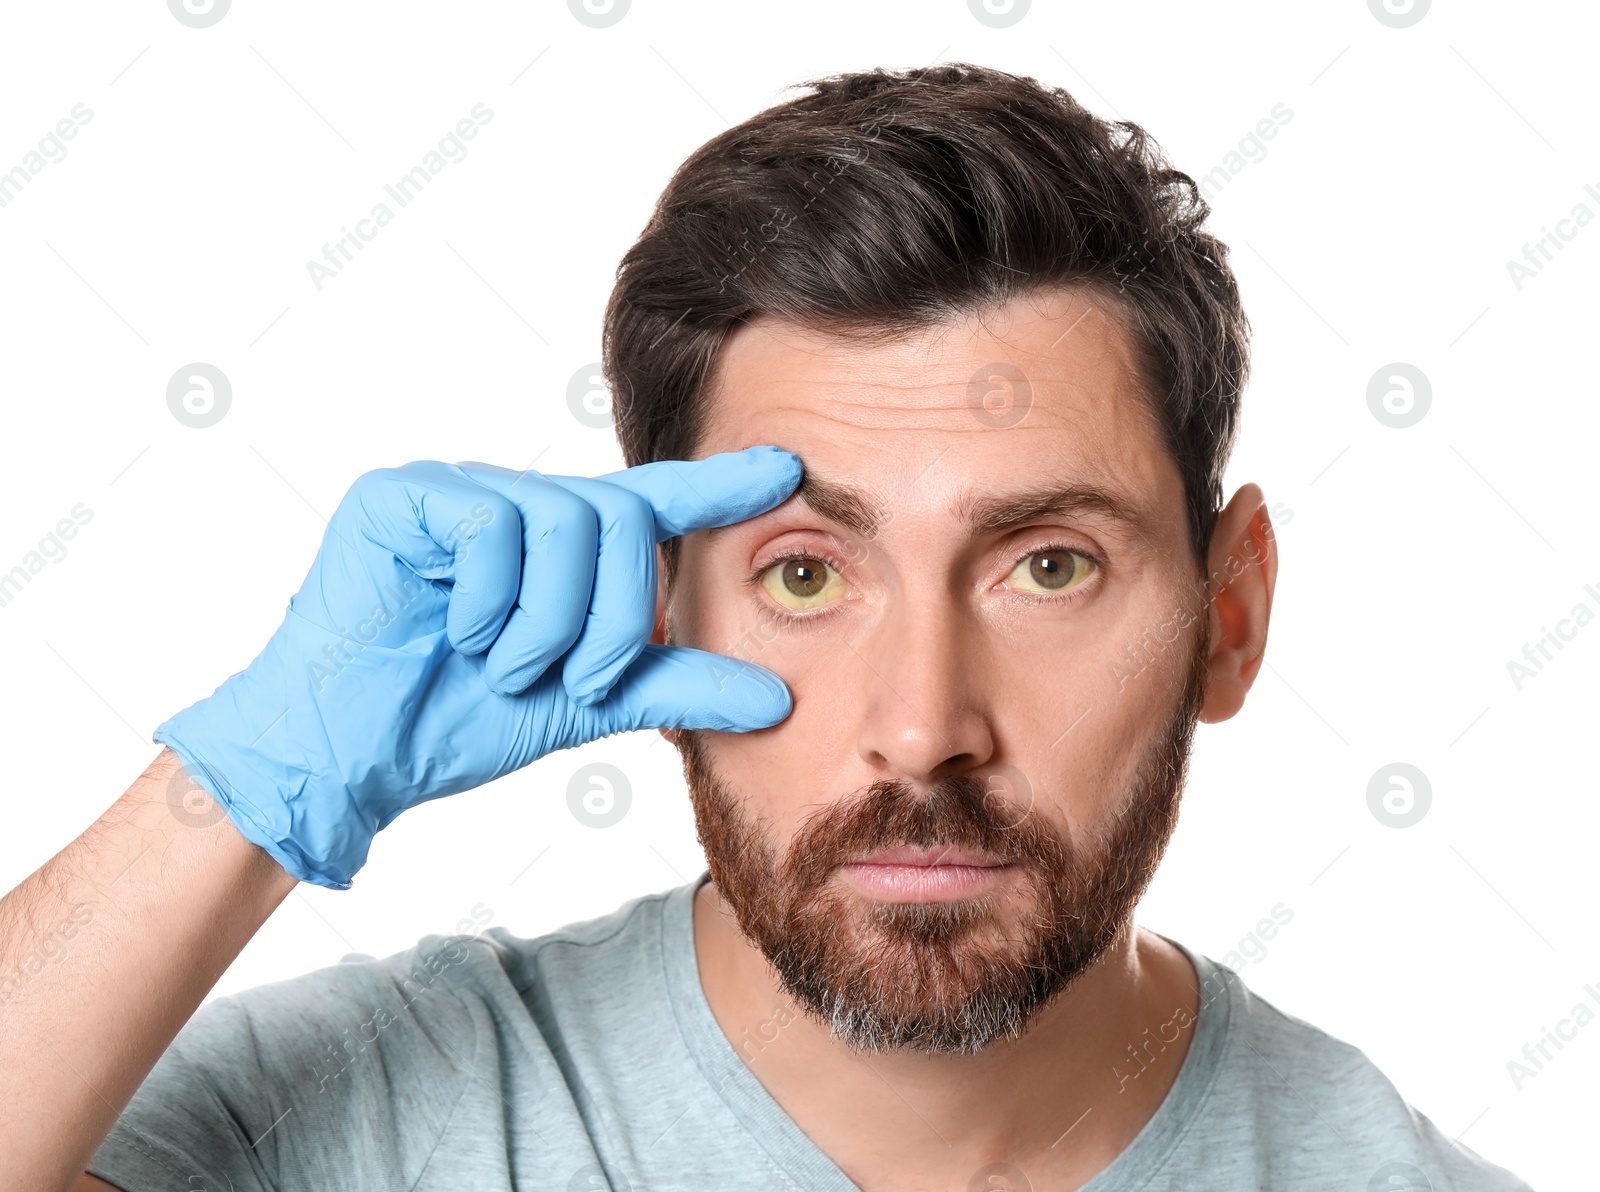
<box><xmin>561</xmin><ymin>644</ymin><xmax>792</xmax><ymax>746</ymax></box>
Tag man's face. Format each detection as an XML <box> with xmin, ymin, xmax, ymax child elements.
<box><xmin>665</xmin><ymin>287</ymin><xmax>1214</xmax><ymax>1054</ymax></box>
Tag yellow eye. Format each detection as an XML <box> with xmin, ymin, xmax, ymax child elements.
<box><xmin>1003</xmin><ymin>549</ymin><xmax>1096</xmax><ymax>595</ymax></box>
<box><xmin>759</xmin><ymin>556</ymin><xmax>848</xmax><ymax>611</ymax></box>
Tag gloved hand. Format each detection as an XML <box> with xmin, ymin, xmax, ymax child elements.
<box><xmin>154</xmin><ymin>447</ymin><xmax>802</xmax><ymax>889</ymax></box>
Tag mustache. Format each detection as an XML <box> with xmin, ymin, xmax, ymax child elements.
<box><xmin>782</xmin><ymin>772</ymin><xmax>1071</xmax><ymax>897</ymax></box>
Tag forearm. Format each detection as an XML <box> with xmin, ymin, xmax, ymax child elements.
<box><xmin>0</xmin><ymin>748</ymin><xmax>298</xmax><ymax>1192</ymax></box>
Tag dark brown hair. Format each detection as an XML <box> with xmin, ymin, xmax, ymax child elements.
<box><xmin>603</xmin><ymin>62</ymin><xmax>1249</xmax><ymax>569</ymax></box>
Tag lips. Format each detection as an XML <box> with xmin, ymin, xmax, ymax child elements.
<box><xmin>840</xmin><ymin>845</ymin><xmax>1018</xmax><ymax>901</ymax></box>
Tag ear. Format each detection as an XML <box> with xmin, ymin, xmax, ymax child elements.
<box><xmin>1198</xmin><ymin>483</ymin><xmax>1278</xmax><ymax>724</ymax></box>
<box><xmin>651</xmin><ymin>544</ymin><xmax>675</xmax><ymax>744</ymax></box>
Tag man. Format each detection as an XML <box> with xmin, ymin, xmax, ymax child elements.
<box><xmin>0</xmin><ymin>64</ymin><xmax>1530</xmax><ymax>1191</ymax></box>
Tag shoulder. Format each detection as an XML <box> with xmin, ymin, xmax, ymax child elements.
<box><xmin>89</xmin><ymin>888</ymin><xmax>691</xmax><ymax>1190</ymax></box>
<box><xmin>174</xmin><ymin>885</ymin><xmax>680</xmax><ymax>1087</ymax></box>
<box><xmin>258</xmin><ymin>884</ymin><xmax>674</xmax><ymax>1011</ymax></box>
<box><xmin>1176</xmin><ymin>951</ymin><xmax>1535</xmax><ymax>1192</ymax></box>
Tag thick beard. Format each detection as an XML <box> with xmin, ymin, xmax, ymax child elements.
<box><xmin>678</xmin><ymin>631</ymin><xmax>1212</xmax><ymax>1056</ymax></box>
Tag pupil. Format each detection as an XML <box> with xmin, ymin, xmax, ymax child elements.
<box><xmin>1030</xmin><ymin>551</ymin><xmax>1072</xmax><ymax>589</ymax></box>
<box><xmin>782</xmin><ymin>559</ymin><xmax>828</xmax><ymax>598</ymax></box>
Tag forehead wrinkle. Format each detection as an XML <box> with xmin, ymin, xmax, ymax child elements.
<box><xmin>768</xmin><ymin>390</ymin><xmax>979</xmax><ymax>430</ymax></box>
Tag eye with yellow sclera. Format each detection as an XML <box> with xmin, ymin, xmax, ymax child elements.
<box><xmin>999</xmin><ymin>548</ymin><xmax>1098</xmax><ymax>596</ymax></box>
<box><xmin>753</xmin><ymin>545</ymin><xmax>1100</xmax><ymax>614</ymax></box>
<box><xmin>758</xmin><ymin>555</ymin><xmax>850</xmax><ymax>611</ymax></box>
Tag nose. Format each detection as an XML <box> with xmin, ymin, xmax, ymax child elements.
<box><xmin>851</xmin><ymin>596</ymin><xmax>996</xmax><ymax>787</ymax></box>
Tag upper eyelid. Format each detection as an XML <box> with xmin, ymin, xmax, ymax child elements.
<box><xmin>748</xmin><ymin>533</ymin><xmax>861</xmax><ymax>573</ymax></box>
<box><xmin>1010</xmin><ymin>539</ymin><xmax>1105</xmax><ymax>569</ymax></box>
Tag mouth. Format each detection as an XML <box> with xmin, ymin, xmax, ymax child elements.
<box><xmin>839</xmin><ymin>845</ymin><xmax>1019</xmax><ymax>902</ymax></box>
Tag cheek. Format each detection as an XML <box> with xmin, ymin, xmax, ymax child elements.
<box><xmin>1033</xmin><ymin>684</ymin><xmax>1177</xmax><ymax>837</ymax></box>
<box><xmin>669</xmin><ymin>552</ymin><xmax>863</xmax><ymax>841</ymax></box>
<box><xmin>698</xmin><ymin>637</ymin><xmax>875</xmax><ymax>842</ymax></box>
<box><xmin>962</xmin><ymin>642</ymin><xmax>1113</xmax><ymax>833</ymax></box>
<box><xmin>990</xmin><ymin>593</ymin><xmax>1200</xmax><ymax>830</ymax></box>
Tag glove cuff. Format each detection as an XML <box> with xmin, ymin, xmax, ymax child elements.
<box><xmin>152</xmin><ymin>730</ymin><xmax>356</xmax><ymax>890</ymax></box>
<box><xmin>151</xmin><ymin>613</ymin><xmax>378</xmax><ymax>890</ymax></box>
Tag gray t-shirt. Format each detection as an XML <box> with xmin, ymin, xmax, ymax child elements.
<box><xmin>89</xmin><ymin>875</ymin><xmax>1532</xmax><ymax>1191</ymax></box>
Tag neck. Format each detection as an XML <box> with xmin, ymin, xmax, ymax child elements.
<box><xmin>691</xmin><ymin>877</ymin><xmax>1200</xmax><ymax>1192</ymax></box>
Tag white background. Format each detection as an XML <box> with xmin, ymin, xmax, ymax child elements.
<box><xmin>1</xmin><ymin>2</ymin><xmax>1594</xmax><ymax>1187</ymax></box>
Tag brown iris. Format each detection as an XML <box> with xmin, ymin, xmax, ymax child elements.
<box><xmin>781</xmin><ymin>558</ymin><xmax>829</xmax><ymax>598</ymax></box>
<box><xmin>1029</xmin><ymin>550</ymin><xmax>1074</xmax><ymax>590</ymax></box>
<box><xmin>1003</xmin><ymin>548</ymin><xmax>1094</xmax><ymax>595</ymax></box>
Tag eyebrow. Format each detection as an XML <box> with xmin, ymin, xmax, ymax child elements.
<box><xmin>778</xmin><ymin>470</ymin><xmax>1160</xmax><ymax>544</ymax></box>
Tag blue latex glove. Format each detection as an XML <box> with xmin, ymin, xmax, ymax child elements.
<box><xmin>154</xmin><ymin>447</ymin><xmax>802</xmax><ymax>889</ymax></box>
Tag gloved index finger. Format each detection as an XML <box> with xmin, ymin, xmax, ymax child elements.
<box><xmin>596</xmin><ymin>445</ymin><xmax>803</xmax><ymax>541</ymax></box>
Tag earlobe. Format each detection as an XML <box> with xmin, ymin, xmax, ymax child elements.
<box><xmin>1197</xmin><ymin>484</ymin><xmax>1278</xmax><ymax>724</ymax></box>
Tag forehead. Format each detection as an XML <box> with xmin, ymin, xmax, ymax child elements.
<box><xmin>696</xmin><ymin>288</ymin><xmax>1186</xmax><ymax>544</ymax></box>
